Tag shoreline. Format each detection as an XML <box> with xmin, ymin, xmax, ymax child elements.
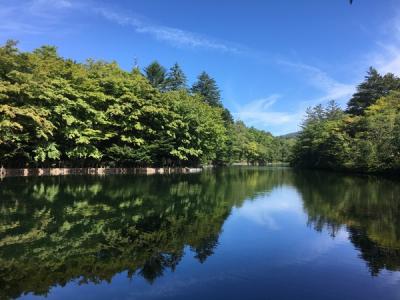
<box><xmin>0</xmin><ymin>167</ymin><xmax>203</xmax><ymax>178</ymax></box>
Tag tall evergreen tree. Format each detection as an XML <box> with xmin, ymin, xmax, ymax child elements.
<box><xmin>191</xmin><ymin>72</ymin><xmax>222</xmax><ymax>107</ymax></box>
<box><xmin>346</xmin><ymin>67</ymin><xmax>400</xmax><ymax>115</ymax></box>
<box><xmin>144</xmin><ymin>61</ymin><xmax>166</xmax><ymax>90</ymax></box>
<box><xmin>164</xmin><ymin>63</ymin><xmax>187</xmax><ymax>91</ymax></box>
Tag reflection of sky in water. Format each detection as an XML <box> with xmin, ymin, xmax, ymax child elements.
<box><xmin>228</xmin><ymin>186</ymin><xmax>350</xmax><ymax>265</ymax></box>
<box><xmin>20</xmin><ymin>184</ymin><xmax>400</xmax><ymax>300</ymax></box>
<box><xmin>233</xmin><ymin>186</ymin><xmax>304</xmax><ymax>229</ymax></box>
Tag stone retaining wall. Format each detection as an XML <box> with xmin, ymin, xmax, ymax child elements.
<box><xmin>0</xmin><ymin>167</ymin><xmax>203</xmax><ymax>178</ymax></box>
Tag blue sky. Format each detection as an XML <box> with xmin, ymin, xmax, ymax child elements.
<box><xmin>1</xmin><ymin>0</ymin><xmax>400</xmax><ymax>135</ymax></box>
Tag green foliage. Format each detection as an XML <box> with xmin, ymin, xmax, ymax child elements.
<box><xmin>164</xmin><ymin>63</ymin><xmax>187</xmax><ymax>91</ymax></box>
<box><xmin>346</xmin><ymin>67</ymin><xmax>400</xmax><ymax>115</ymax></box>
<box><xmin>191</xmin><ymin>71</ymin><xmax>222</xmax><ymax>107</ymax></box>
<box><xmin>292</xmin><ymin>71</ymin><xmax>400</xmax><ymax>173</ymax></box>
<box><xmin>144</xmin><ymin>61</ymin><xmax>166</xmax><ymax>90</ymax></box>
<box><xmin>227</xmin><ymin>121</ymin><xmax>293</xmax><ymax>165</ymax></box>
<box><xmin>291</xmin><ymin>101</ymin><xmax>348</xmax><ymax>169</ymax></box>
<box><xmin>160</xmin><ymin>90</ymin><xmax>228</xmax><ymax>164</ymax></box>
<box><xmin>0</xmin><ymin>41</ymin><xmax>287</xmax><ymax>167</ymax></box>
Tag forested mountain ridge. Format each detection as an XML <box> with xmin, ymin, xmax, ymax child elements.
<box><xmin>291</xmin><ymin>67</ymin><xmax>400</xmax><ymax>173</ymax></box>
<box><xmin>0</xmin><ymin>41</ymin><xmax>293</xmax><ymax>168</ymax></box>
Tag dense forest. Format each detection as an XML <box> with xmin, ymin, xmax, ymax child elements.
<box><xmin>291</xmin><ymin>67</ymin><xmax>400</xmax><ymax>173</ymax></box>
<box><xmin>3</xmin><ymin>40</ymin><xmax>398</xmax><ymax>173</ymax></box>
<box><xmin>0</xmin><ymin>40</ymin><xmax>293</xmax><ymax>168</ymax></box>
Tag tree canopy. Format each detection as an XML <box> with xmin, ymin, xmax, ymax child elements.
<box><xmin>346</xmin><ymin>67</ymin><xmax>400</xmax><ymax>115</ymax></box>
<box><xmin>191</xmin><ymin>71</ymin><xmax>222</xmax><ymax>107</ymax></box>
<box><xmin>164</xmin><ymin>63</ymin><xmax>187</xmax><ymax>91</ymax></box>
<box><xmin>144</xmin><ymin>61</ymin><xmax>166</xmax><ymax>90</ymax></box>
<box><xmin>0</xmin><ymin>41</ymin><xmax>290</xmax><ymax>168</ymax></box>
<box><xmin>291</xmin><ymin>68</ymin><xmax>400</xmax><ymax>173</ymax></box>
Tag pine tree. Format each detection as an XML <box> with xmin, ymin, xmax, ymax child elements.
<box><xmin>191</xmin><ymin>72</ymin><xmax>222</xmax><ymax>107</ymax></box>
<box><xmin>144</xmin><ymin>61</ymin><xmax>166</xmax><ymax>90</ymax></box>
<box><xmin>346</xmin><ymin>67</ymin><xmax>400</xmax><ymax>115</ymax></box>
<box><xmin>164</xmin><ymin>63</ymin><xmax>187</xmax><ymax>91</ymax></box>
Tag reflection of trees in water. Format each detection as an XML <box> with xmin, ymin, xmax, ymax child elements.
<box><xmin>1</xmin><ymin>168</ymin><xmax>399</xmax><ymax>299</ymax></box>
<box><xmin>295</xmin><ymin>170</ymin><xmax>400</xmax><ymax>276</ymax></box>
<box><xmin>192</xmin><ymin>233</ymin><xmax>219</xmax><ymax>264</ymax></box>
<box><xmin>138</xmin><ymin>252</ymin><xmax>184</xmax><ymax>284</ymax></box>
<box><xmin>348</xmin><ymin>227</ymin><xmax>400</xmax><ymax>276</ymax></box>
<box><xmin>0</xmin><ymin>167</ymin><xmax>292</xmax><ymax>299</ymax></box>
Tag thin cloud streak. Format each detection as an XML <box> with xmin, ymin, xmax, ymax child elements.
<box><xmin>368</xmin><ymin>14</ymin><xmax>400</xmax><ymax>75</ymax></box>
<box><xmin>233</xmin><ymin>95</ymin><xmax>304</xmax><ymax>134</ymax></box>
<box><xmin>29</xmin><ymin>0</ymin><xmax>73</xmax><ymax>10</ymax></box>
<box><xmin>0</xmin><ymin>0</ymin><xmax>243</xmax><ymax>53</ymax></box>
<box><xmin>0</xmin><ymin>0</ymin><xmax>77</xmax><ymax>36</ymax></box>
<box><xmin>94</xmin><ymin>7</ymin><xmax>243</xmax><ymax>53</ymax></box>
<box><xmin>278</xmin><ymin>60</ymin><xmax>356</xmax><ymax>106</ymax></box>
<box><xmin>232</xmin><ymin>61</ymin><xmax>356</xmax><ymax>135</ymax></box>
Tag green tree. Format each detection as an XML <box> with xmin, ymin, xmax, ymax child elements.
<box><xmin>191</xmin><ymin>71</ymin><xmax>222</xmax><ymax>107</ymax></box>
<box><xmin>292</xmin><ymin>90</ymin><xmax>400</xmax><ymax>173</ymax></box>
<box><xmin>346</xmin><ymin>67</ymin><xmax>400</xmax><ymax>115</ymax></box>
<box><xmin>0</xmin><ymin>41</ymin><xmax>288</xmax><ymax>168</ymax></box>
<box><xmin>291</xmin><ymin>101</ymin><xmax>349</xmax><ymax>169</ymax></box>
<box><xmin>144</xmin><ymin>61</ymin><xmax>166</xmax><ymax>90</ymax></box>
<box><xmin>164</xmin><ymin>63</ymin><xmax>187</xmax><ymax>91</ymax></box>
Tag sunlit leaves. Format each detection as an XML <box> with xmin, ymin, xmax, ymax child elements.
<box><xmin>292</xmin><ymin>91</ymin><xmax>400</xmax><ymax>172</ymax></box>
<box><xmin>0</xmin><ymin>41</ymin><xmax>286</xmax><ymax>167</ymax></box>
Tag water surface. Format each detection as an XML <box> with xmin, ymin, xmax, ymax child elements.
<box><xmin>1</xmin><ymin>167</ymin><xmax>400</xmax><ymax>299</ymax></box>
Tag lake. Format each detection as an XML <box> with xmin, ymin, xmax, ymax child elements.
<box><xmin>1</xmin><ymin>167</ymin><xmax>400</xmax><ymax>300</ymax></box>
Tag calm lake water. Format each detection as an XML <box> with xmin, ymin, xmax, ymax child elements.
<box><xmin>1</xmin><ymin>167</ymin><xmax>400</xmax><ymax>300</ymax></box>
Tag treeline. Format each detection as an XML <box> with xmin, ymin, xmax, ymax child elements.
<box><xmin>291</xmin><ymin>67</ymin><xmax>400</xmax><ymax>173</ymax></box>
<box><xmin>0</xmin><ymin>41</ymin><xmax>292</xmax><ymax>168</ymax></box>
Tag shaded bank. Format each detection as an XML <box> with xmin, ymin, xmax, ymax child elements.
<box><xmin>0</xmin><ymin>167</ymin><xmax>203</xmax><ymax>178</ymax></box>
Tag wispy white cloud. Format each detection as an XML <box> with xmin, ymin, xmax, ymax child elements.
<box><xmin>233</xmin><ymin>94</ymin><xmax>303</xmax><ymax>132</ymax></box>
<box><xmin>94</xmin><ymin>7</ymin><xmax>242</xmax><ymax>53</ymax></box>
<box><xmin>0</xmin><ymin>0</ymin><xmax>77</xmax><ymax>37</ymax></box>
<box><xmin>232</xmin><ymin>62</ymin><xmax>356</xmax><ymax>135</ymax></box>
<box><xmin>30</xmin><ymin>0</ymin><xmax>73</xmax><ymax>10</ymax></box>
<box><xmin>368</xmin><ymin>15</ymin><xmax>400</xmax><ymax>75</ymax></box>
<box><xmin>278</xmin><ymin>60</ymin><xmax>356</xmax><ymax>105</ymax></box>
<box><xmin>0</xmin><ymin>20</ymin><xmax>44</xmax><ymax>35</ymax></box>
<box><xmin>0</xmin><ymin>0</ymin><xmax>244</xmax><ymax>53</ymax></box>
<box><xmin>235</xmin><ymin>187</ymin><xmax>303</xmax><ymax>230</ymax></box>
<box><xmin>259</xmin><ymin>12</ymin><xmax>400</xmax><ymax>134</ymax></box>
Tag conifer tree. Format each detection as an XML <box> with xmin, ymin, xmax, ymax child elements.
<box><xmin>347</xmin><ymin>67</ymin><xmax>400</xmax><ymax>115</ymax></box>
<box><xmin>144</xmin><ymin>61</ymin><xmax>166</xmax><ymax>89</ymax></box>
<box><xmin>164</xmin><ymin>63</ymin><xmax>187</xmax><ymax>91</ymax></box>
<box><xmin>191</xmin><ymin>72</ymin><xmax>222</xmax><ymax>107</ymax></box>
